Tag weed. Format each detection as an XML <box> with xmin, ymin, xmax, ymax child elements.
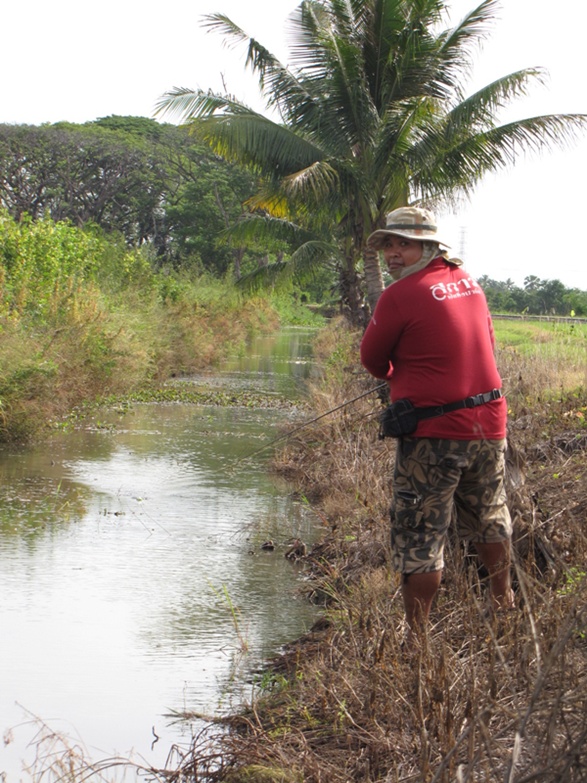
<box><xmin>208</xmin><ymin>581</ymin><xmax>250</xmax><ymax>657</ymax></box>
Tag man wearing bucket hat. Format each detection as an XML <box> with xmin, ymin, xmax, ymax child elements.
<box><xmin>360</xmin><ymin>206</ymin><xmax>514</xmax><ymax>647</ymax></box>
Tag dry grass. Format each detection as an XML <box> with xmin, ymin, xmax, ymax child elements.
<box><xmin>0</xmin><ymin>285</ymin><xmax>280</xmax><ymax>442</ymax></box>
<box><xmin>161</xmin><ymin>318</ymin><xmax>587</xmax><ymax>783</ymax></box>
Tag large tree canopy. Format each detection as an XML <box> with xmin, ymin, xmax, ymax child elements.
<box><xmin>0</xmin><ymin>121</ymin><xmax>172</xmax><ymax>250</ymax></box>
<box><xmin>158</xmin><ymin>0</ymin><xmax>587</xmax><ymax>322</ymax></box>
<box><xmin>0</xmin><ymin>118</ymin><xmax>265</xmax><ymax>277</ymax></box>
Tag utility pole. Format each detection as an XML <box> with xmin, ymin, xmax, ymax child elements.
<box><xmin>458</xmin><ymin>225</ymin><xmax>468</xmax><ymax>260</ymax></box>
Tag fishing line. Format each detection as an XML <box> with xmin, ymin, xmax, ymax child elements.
<box><xmin>235</xmin><ymin>382</ymin><xmax>387</xmax><ymax>465</ymax></box>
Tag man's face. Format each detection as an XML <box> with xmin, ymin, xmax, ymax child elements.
<box><xmin>381</xmin><ymin>236</ymin><xmax>424</xmax><ymax>275</ymax></box>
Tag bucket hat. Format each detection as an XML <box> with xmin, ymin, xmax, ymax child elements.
<box><xmin>367</xmin><ymin>206</ymin><xmax>450</xmax><ymax>249</ymax></box>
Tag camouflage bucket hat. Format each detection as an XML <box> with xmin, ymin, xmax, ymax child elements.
<box><xmin>367</xmin><ymin>206</ymin><xmax>450</xmax><ymax>249</ymax></box>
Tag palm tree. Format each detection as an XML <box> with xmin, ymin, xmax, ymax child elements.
<box><xmin>157</xmin><ymin>0</ymin><xmax>586</xmax><ymax>323</ymax></box>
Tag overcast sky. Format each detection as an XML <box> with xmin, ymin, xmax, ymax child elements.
<box><xmin>3</xmin><ymin>0</ymin><xmax>586</xmax><ymax>291</ymax></box>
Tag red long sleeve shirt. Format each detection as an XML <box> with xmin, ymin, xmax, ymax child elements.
<box><xmin>360</xmin><ymin>257</ymin><xmax>506</xmax><ymax>440</ymax></box>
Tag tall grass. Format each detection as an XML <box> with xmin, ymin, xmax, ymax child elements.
<box><xmin>494</xmin><ymin>319</ymin><xmax>587</xmax><ymax>400</ymax></box>
<box><xmin>0</xmin><ymin>212</ymin><xmax>289</xmax><ymax>441</ymax></box>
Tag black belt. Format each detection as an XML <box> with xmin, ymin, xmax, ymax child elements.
<box><xmin>415</xmin><ymin>389</ymin><xmax>503</xmax><ymax>421</ymax></box>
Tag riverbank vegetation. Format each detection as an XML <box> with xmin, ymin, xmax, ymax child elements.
<box><xmin>0</xmin><ymin>210</ymin><xmax>322</xmax><ymax>442</ymax></box>
<box><xmin>166</xmin><ymin>317</ymin><xmax>587</xmax><ymax>783</ymax></box>
<box><xmin>2</xmin><ymin>118</ymin><xmax>587</xmax><ymax>323</ymax></box>
<box><xmin>12</xmin><ymin>316</ymin><xmax>587</xmax><ymax>783</ymax></box>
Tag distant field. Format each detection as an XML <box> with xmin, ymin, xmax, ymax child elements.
<box><xmin>494</xmin><ymin>319</ymin><xmax>587</xmax><ymax>394</ymax></box>
<box><xmin>494</xmin><ymin>318</ymin><xmax>587</xmax><ymax>351</ymax></box>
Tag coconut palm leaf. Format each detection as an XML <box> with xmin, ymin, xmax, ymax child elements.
<box><xmin>442</xmin><ymin>69</ymin><xmax>549</xmax><ymax>135</ymax></box>
<box><xmin>154</xmin><ymin>87</ymin><xmax>262</xmax><ymax>123</ymax></box>
<box><xmin>158</xmin><ymin>0</ymin><xmax>587</xmax><ymax>321</ymax></box>
<box><xmin>237</xmin><ymin>239</ymin><xmax>339</xmax><ymax>294</ymax></box>
<box><xmin>216</xmin><ymin>214</ymin><xmax>319</xmax><ymax>247</ymax></box>
<box><xmin>435</xmin><ymin>0</ymin><xmax>500</xmax><ymax>98</ymax></box>
<box><xmin>412</xmin><ymin>112</ymin><xmax>587</xmax><ymax>200</ymax></box>
<box><xmin>203</xmin><ymin>12</ymin><xmax>332</xmax><ymax>130</ymax></box>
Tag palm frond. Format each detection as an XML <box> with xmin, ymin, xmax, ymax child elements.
<box><xmin>236</xmin><ymin>260</ymin><xmax>292</xmax><ymax>294</ymax></box>
<box><xmin>288</xmin><ymin>238</ymin><xmax>341</xmax><ymax>279</ymax></box>
<box><xmin>237</xmin><ymin>239</ymin><xmax>338</xmax><ymax>294</ymax></box>
<box><xmin>443</xmin><ymin>68</ymin><xmax>549</xmax><ymax>134</ymax></box>
<box><xmin>200</xmin><ymin>13</ymin><xmax>250</xmax><ymax>49</ymax></box>
<box><xmin>155</xmin><ymin>87</ymin><xmax>253</xmax><ymax>122</ymax></box>
<box><xmin>373</xmin><ymin>97</ymin><xmax>433</xmax><ymax>173</ymax></box>
<box><xmin>368</xmin><ymin>0</ymin><xmax>453</xmax><ymax>106</ymax></box>
<box><xmin>284</xmin><ymin>2</ymin><xmax>381</xmax><ymax>150</ymax></box>
<box><xmin>286</xmin><ymin>1</ymin><xmax>333</xmax><ymax>74</ymax></box>
<box><xmin>482</xmin><ymin>113</ymin><xmax>587</xmax><ymax>159</ymax></box>
<box><xmin>323</xmin><ymin>29</ymin><xmax>380</xmax><ymax>146</ymax></box>
<box><xmin>202</xmin><ymin>11</ymin><xmax>333</xmax><ymax>133</ymax></box>
<box><xmin>411</xmin><ymin>113</ymin><xmax>587</xmax><ymax>200</ymax></box>
<box><xmin>282</xmin><ymin>160</ymin><xmax>341</xmax><ymax>202</ymax></box>
<box><xmin>193</xmin><ymin>113</ymin><xmax>325</xmax><ymax>176</ymax></box>
<box><xmin>217</xmin><ymin>214</ymin><xmax>318</xmax><ymax>247</ymax></box>
<box><xmin>244</xmin><ymin>190</ymin><xmax>293</xmax><ymax>219</ymax></box>
<box><xmin>202</xmin><ymin>13</ymin><xmax>283</xmax><ymax>96</ymax></box>
<box><xmin>245</xmin><ymin>169</ymin><xmax>345</xmax><ymax>225</ymax></box>
<box><xmin>440</xmin><ymin>0</ymin><xmax>499</xmax><ymax>52</ymax></box>
<box><xmin>436</xmin><ymin>0</ymin><xmax>500</xmax><ymax>100</ymax></box>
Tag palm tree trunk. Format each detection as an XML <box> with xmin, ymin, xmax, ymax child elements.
<box><xmin>339</xmin><ymin>257</ymin><xmax>364</xmax><ymax>326</ymax></box>
<box><xmin>363</xmin><ymin>244</ymin><xmax>384</xmax><ymax>315</ymax></box>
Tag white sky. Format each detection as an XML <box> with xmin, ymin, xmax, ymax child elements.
<box><xmin>2</xmin><ymin>0</ymin><xmax>586</xmax><ymax>290</ymax></box>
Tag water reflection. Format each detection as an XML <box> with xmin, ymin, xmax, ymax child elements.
<box><xmin>187</xmin><ymin>326</ymin><xmax>316</xmax><ymax>399</ymax></box>
<box><xmin>0</xmin><ymin>328</ymin><xmax>321</xmax><ymax>779</ymax></box>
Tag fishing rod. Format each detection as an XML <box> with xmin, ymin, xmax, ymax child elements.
<box><xmin>238</xmin><ymin>382</ymin><xmax>387</xmax><ymax>463</ymax></box>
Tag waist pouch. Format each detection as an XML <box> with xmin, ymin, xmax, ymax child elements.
<box><xmin>378</xmin><ymin>389</ymin><xmax>502</xmax><ymax>439</ymax></box>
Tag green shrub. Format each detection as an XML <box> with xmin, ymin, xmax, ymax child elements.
<box><xmin>0</xmin><ymin>212</ymin><xmax>287</xmax><ymax>441</ymax></box>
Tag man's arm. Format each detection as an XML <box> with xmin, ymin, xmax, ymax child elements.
<box><xmin>359</xmin><ymin>292</ymin><xmax>400</xmax><ymax>380</ymax></box>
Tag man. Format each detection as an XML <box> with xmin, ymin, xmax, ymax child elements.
<box><xmin>360</xmin><ymin>206</ymin><xmax>514</xmax><ymax>643</ymax></box>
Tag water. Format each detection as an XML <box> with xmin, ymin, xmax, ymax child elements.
<box><xmin>0</xmin><ymin>328</ymin><xmax>320</xmax><ymax>780</ymax></box>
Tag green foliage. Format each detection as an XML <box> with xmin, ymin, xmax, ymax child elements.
<box><xmin>0</xmin><ymin>211</ymin><xmax>284</xmax><ymax>442</ymax></box>
<box><xmin>310</xmin><ymin>317</ymin><xmax>361</xmax><ymax>391</ymax></box>
<box><xmin>479</xmin><ymin>275</ymin><xmax>587</xmax><ymax>315</ymax></box>
<box><xmin>158</xmin><ymin>0</ymin><xmax>587</xmax><ymax>321</ymax></box>
<box><xmin>0</xmin><ymin>118</ymin><xmax>270</xmax><ymax>277</ymax></box>
<box><xmin>558</xmin><ymin>568</ymin><xmax>587</xmax><ymax>602</ymax></box>
<box><xmin>92</xmin><ymin>114</ymin><xmax>167</xmax><ymax>140</ymax></box>
<box><xmin>0</xmin><ymin>211</ymin><xmax>102</xmax><ymax>317</ymax></box>
<box><xmin>268</xmin><ymin>291</ymin><xmax>326</xmax><ymax>326</ymax></box>
<box><xmin>0</xmin><ymin>121</ymin><xmax>171</xmax><ymax>249</ymax></box>
<box><xmin>223</xmin><ymin>765</ymin><xmax>302</xmax><ymax>783</ymax></box>
<box><xmin>166</xmin><ymin>161</ymin><xmax>257</xmax><ymax>276</ymax></box>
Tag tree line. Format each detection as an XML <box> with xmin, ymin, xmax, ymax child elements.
<box><xmin>0</xmin><ymin>117</ymin><xmax>285</xmax><ymax>280</ymax></box>
<box><xmin>478</xmin><ymin>275</ymin><xmax>587</xmax><ymax>317</ymax></box>
<box><xmin>2</xmin><ymin>1</ymin><xmax>587</xmax><ymax>323</ymax></box>
<box><xmin>1</xmin><ymin>114</ymin><xmax>586</xmax><ymax>319</ymax></box>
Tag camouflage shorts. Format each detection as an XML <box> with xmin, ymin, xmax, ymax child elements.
<box><xmin>390</xmin><ymin>437</ymin><xmax>512</xmax><ymax>574</ymax></box>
